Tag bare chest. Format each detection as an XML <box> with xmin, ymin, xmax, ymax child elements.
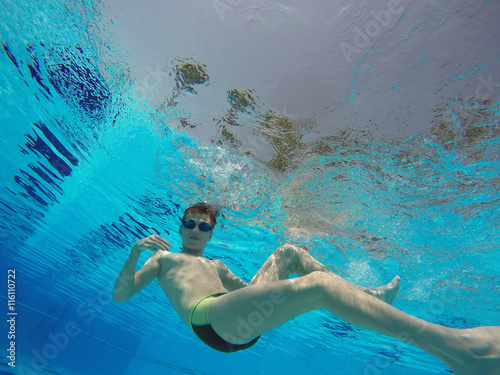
<box><xmin>157</xmin><ymin>253</ymin><xmax>224</xmax><ymax>293</ymax></box>
<box><xmin>154</xmin><ymin>253</ymin><xmax>226</xmax><ymax>324</ymax></box>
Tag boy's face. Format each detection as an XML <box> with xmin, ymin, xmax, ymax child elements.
<box><xmin>179</xmin><ymin>213</ymin><xmax>213</xmax><ymax>252</ymax></box>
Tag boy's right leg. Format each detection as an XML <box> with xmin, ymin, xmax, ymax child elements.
<box><xmin>250</xmin><ymin>244</ymin><xmax>400</xmax><ymax>304</ymax></box>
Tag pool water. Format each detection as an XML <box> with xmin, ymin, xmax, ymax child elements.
<box><xmin>1</xmin><ymin>1</ymin><xmax>499</xmax><ymax>374</ymax></box>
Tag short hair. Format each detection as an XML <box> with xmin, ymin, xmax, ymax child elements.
<box><xmin>181</xmin><ymin>202</ymin><xmax>218</xmax><ymax>228</ymax></box>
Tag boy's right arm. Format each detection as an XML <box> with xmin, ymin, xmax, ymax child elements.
<box><xmin>113</xmin><ymin>234</ymin><xmax>171</xmax><ymax>303</ymax></box>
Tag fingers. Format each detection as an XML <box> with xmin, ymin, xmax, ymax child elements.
<box><xmin>134</xmin><ymin>234</ymin><xmax>172</xmax><ymax>255</ymax></box>
<box><xmin>153</xmin><ymin>234</ymin><xmax>172</xmax><ymax>249</ymax></box>
<box><xmin>146</xmin><ymin>234</ymin><xmax>171</xmax><ymax>251</ymax></box>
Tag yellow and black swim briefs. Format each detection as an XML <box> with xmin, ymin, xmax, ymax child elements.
<box><xmin>189</xmin><ymin>293</ymin><xmax>260</xmax><ymax>353</ymax></box>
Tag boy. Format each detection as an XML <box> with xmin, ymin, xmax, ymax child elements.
<box><xmin>114</xmin><ymin>202</ymin><xmax>500</xmax><ymax>375</ymax></box>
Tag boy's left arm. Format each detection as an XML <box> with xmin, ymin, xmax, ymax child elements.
<box><xmin>215</xmin><ymin>260</ymin><xmax>248</xmax><ymax>291</ymax></box>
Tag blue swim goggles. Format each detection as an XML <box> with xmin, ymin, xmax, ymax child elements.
<box><xmin>182</xmin><ymin>220</ymin><xmax>212</xmax><ymax>232</ymax></box>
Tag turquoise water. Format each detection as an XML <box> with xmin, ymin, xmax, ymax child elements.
<box><xmin>1</xmin><ymin>1</ymin><xmax>499</xmax><ymax>374</ymax></box>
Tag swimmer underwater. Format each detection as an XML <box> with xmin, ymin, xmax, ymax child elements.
<box><xmin>113</xmin><ymin>202</ymin><xmax>500</xmax><ymax>375</ymax></box>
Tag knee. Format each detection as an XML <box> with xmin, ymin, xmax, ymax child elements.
<box><xmin>291</xmin><ymin>271</ymin><xmax>332</xmax><ymax>304</ymax></box>
<box><xmin>300</xmin><ymin>271</ymin><xmax>330</xmax><ymax>291</ymax></box>
<box><xmin>299</xmin><ymin>271</ymin><xmax>343</xmax><ymax>300</ymax></box>
<box><xmin>304</xmin><ymin>270</ymin><xmax>331</xmax><ymax>283</ymax></box>
<box><xmin>274</xmin><ymin>244</ymin><xmax>303</xmax><ymax>259</ymax></box>
<box><xmin>275</xmin><ymin>243</ymin><xmax>297</xmax><ymax>251</ymax></box>
<box><xmin>273</xmin><ymin>244</ymin><xmax>301</xmax><ymax>266</ymax></box>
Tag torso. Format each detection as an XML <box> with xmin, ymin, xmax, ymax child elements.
<box><xmin>155</xmin><ymin>252</ymin><xmax>228</xmax><ymax>325</ymax></box>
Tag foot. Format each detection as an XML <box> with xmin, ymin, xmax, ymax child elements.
<box><xmin>445</xmin><ymin>326</ymin><xmax>500</xmax><ymax>375</ymax></box>
<box><xmin>366</xmin><ymin>276</ymin><xmax>401</xmax><ymax>304</ymax></box>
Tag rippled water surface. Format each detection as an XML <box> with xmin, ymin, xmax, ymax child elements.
<box><xmin>1</xmin><ymin>1</ymin><xmax>499</xmax><ymax>374</ymax></box>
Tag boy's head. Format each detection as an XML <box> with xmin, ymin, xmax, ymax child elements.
<box><xmin>179</xmin><ymin>202</ymin><xmax>218</xmax><ymax>252</ymax></box>
<box><xmin>181</xmin><ymin>202</ymin><xmax>218</xmax><ymax>229</ymax></box>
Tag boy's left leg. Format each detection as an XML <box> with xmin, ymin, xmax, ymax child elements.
<box><xmin>250</xmin><ymin>244</ymin><xmax>400</xmax><ymax>304</ymax></box>
<box><xmin>209</xmin><ymin>270</ymin><xmax>500</xmax><ymax>375</ymax></box>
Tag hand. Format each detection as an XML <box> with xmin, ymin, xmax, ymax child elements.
<box><xmin>132</xmin><ymin>234</ymin><xmax>171</xmax><ymax>255</ymax></box>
